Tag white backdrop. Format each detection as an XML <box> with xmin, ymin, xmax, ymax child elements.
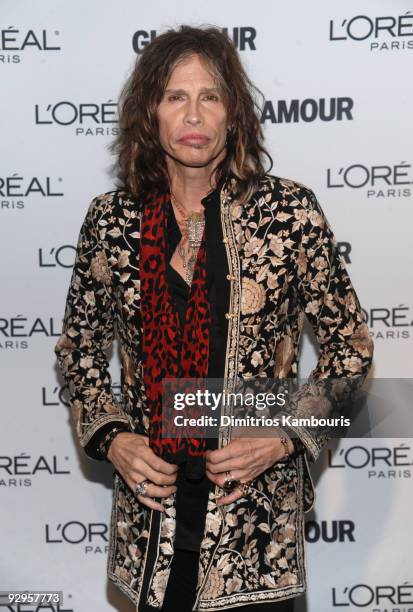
<box><xmin>1</xmin><ymin>1</ymin><xmax>412</xmax><ymax>611</ymax></box>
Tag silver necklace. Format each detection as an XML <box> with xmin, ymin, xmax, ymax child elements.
<box><xmin>170</xmin><ymin>192</ymin><xmax>205</xmax><ymax>285</ymax></box>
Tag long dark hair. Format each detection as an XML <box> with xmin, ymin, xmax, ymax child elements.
<box><xmin>109</xmin><ymin>24</ymin><xmax>273</xmax><ymax>204</ymax></box>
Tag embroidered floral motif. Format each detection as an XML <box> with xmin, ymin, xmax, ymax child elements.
<box><xmin>54</xmin><ymin>173</ymin><xmax>374</xmax><ymax>611</ymax></box>
<box><xmin>241</xmin><ymin>277</ymin><xmax>266</xmax><ymax>314</ymax></box>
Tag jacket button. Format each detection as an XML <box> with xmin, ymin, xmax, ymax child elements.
<box><xmin>222</xmin><ymin>237</ymin><xmax>228</xmax><ymax>244</ymax></box>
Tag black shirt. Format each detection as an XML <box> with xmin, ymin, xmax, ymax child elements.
<box><xmin>166</xmin><ymin>179</ymin><xmax>230</xmax><ymax>552</ymax></box>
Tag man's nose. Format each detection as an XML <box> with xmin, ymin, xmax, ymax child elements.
<box><xmin>183</xmin><ymin>99</ymin><xmax>203</xmax><ymax>125</ymax></box>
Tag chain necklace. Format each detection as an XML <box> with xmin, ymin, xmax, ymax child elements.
<box><xmin>170</xmin><ymin>191</ymin><xmax>205</xmax><ymax>286</ymax></box>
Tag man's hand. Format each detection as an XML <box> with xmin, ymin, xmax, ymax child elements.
<box><xmin>205</xmin><ymin>430</ymin><xmax>295</xmax><ymax>506</ymax></box>
<box><xmin>107</xmin><ymin>432</ymin><xmax>178</xmax><ymax>512</ymax></box>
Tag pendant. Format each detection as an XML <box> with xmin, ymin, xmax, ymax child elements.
<box><xmin>187</xmin><ymin>211</ymin><xmax>204</xmax><ymax>249</ymax></box>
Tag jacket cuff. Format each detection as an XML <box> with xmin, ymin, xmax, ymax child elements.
<box><xmin>287</xmin><ymin>435</ymin><xmax>306</xmax><ymax>460</ymax></box>
<box><xmin>84</xmin><ymin>421</ymin><xmax>131</xmax><ymax>462</ymax></box>
<box><xmin>275</xmin><ymin>417</ymin><xmax>323</xmax><ymax>464</ymax></box>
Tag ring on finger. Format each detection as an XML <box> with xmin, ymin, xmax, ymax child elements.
<box><xmin>135</xmin><ymin>479</ymin><xmax>151</xmax><ymax>497</ymax></box>
<box><xmin>222</xmin><ymin>470</ymin><xmax>241</xmax><ymax>492</ymax></box>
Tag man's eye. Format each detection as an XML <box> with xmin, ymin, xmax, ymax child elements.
<box><xmin>166</xmin><ymin>94</ymin><xmax>219</xmax><ymax>102</ymax></box>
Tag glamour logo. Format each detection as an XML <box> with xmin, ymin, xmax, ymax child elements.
<box><xmin>331</xmin><ymin>582</ymin><xmax>413</xmax><ymax>607</ymax></box>
<box><xmin>0</xmin><ymin>454</ymin><xmax>70</xmax><ymax>488</ymax></box>
<box><xmin>34</xmin><ymin>101</ymin><xmax>119</xmax><ymax>136</ymax></box>
<box><xmin>362</xmin><ymin>305</ymin><xmax>411</xmax><ymax>340</ymax></box>
<box><xmin>0</xmin><ymin>316</ymin><xmax>60</xmax><ymax>350</ymax></box>
<box><xmin>132</xmin><ymin>27</ymin><xmax>257</xmax><ymax>54</ymax></box>
<box><xmin>326</xmin><ymin>162</ymin><xmax>413</xmax><ymax>199</ymax></box>
<box><xmin>261</xmin><ymin>97</ymin><xmax>353</xmax><ymax>124</ymax></box>
<box><xmin>0</xmin><ymin>175</ymin><xmax>63</xmax><ymax>210</ymax></box>
<box><xmin>328</xmin><ymin>443</ymin><xmax>412</xmax><ymax>479</ymax></box>
<box><xmin>45</xmin><ymin>521</ymin><xmax>109</xmax><ymax>554</ymax></box>
<box><xmin>329</xmin><ymin>12</ymin><xmax>413</xmax><ymax>52</ymax></box>
<box><xmin>0</xmin><ymin>27</ymin><xmax>61</xmax><ymax>64</ymax></box>
<box><xmin>305</xmin><ymin>520</ymin><xmax>355</xmax><ymax>543</ymax></box>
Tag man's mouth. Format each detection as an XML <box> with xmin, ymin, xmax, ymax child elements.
<box><xmin>178</xmin><ymin>136</ymin><xmax>210</xmax><ymax>146</ymax></box>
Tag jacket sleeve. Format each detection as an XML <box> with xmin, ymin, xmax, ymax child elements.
<box><xmin>54</xmin><ymin>195</ymin><xmax>131</xmax><ymax>461</ymax></box>
<box><xmin>276</xmin><ymin>187</ymin><xmax>374</xmax><ymax>465</ymax></box>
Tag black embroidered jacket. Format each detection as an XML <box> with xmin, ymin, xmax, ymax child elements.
<box><xmin>54</xmin><ymin>173</ymin><xmax>374</xmax><ymax>610</ymax></box>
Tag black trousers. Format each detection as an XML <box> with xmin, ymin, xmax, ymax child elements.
<box><xmin>139</xmin><ymin>548</ymin><xmax>296</xmax><ymax>611</ymax></box>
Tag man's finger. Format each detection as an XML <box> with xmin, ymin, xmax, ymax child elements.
<box><xmin>140</xmin><ymin>446</ymin><xmax>179</xmax><ymax>475</ymax></box>
<box><xmin>130</xmin><ymin>462</ymin><xmax>177</xmax><ymax>486</ymax></box>
<box><xmin>205</xmin><ymin>468</ymin><xmax>247</xmax><ymax>483</ymax></box>
<box><xmin>216</xmin><ymin>488</ymin><xmax>243</xmax><ymax>506</ymax></box>
<box><xmin>141</xmin><ymin>483</ymin><xmax>177</xmax><ymax>498</ymax></box>
<box><xmin>205</xmin><ymin>443</ymin><xmax>239</xmax><ymax>465</ymax></box>
<box><xmin>137</xmin><ymin>494</ymin><xmax>165</xmax><ymax>512</ymax></box>
<box><xmin>206</xmin><ymin>456</ymin><xmax>250</xmax><ymax>474</ymax></box>
<box><xmin>125</xmin><ymin>477</ymin><xmax>165</xmax><ymax>511</ymax></box>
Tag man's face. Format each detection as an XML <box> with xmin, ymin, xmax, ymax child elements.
<box><xmin>157</xmin><ymin>54</ymin><xmax>228</xmax><ymax>168</ymax></box>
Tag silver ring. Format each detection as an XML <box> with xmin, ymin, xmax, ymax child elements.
<box><xmin>135</xmin><ymin>479</ymin><xmax>151</xmax><ymax>497</ymax></box>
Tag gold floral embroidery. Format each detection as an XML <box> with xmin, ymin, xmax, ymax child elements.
<box><xmin>54</xmin><ymin>175</ymin><xmax>374</xmax><ymax>611</ymax></box>
<box><xmin>241</xmin><ymin>277</ymin><xmax>266</xmax><ymax>315</ymax></box>
<box><xmin>90</xmin><ymin>250</ymin><xmax>112</xmax><ymax>284</ymax></box>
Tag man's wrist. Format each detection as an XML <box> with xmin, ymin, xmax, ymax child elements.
<box><xmin>98</xmin><ymin>425</ymin><xmax>129</xmax><ymax>461</ymax></box>
<box><xmin>279</xmin><ymin>435</ymin><xmax>291</xmax><ymax>461</ymax></box>
<box><xmin>285</xmin><ymin>436</ymin><xmax>295</xmax><ymax>456</ymax></box>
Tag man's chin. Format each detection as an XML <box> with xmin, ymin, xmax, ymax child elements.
<box><xmin>163</xmin><ymin>143</ymin><xmax>227</xmax><ymax>168</ymax></box>
<box><xmin>167</xmin><ymin>152</ymin><xmax>215</xmax><ymax>168</ymax></box>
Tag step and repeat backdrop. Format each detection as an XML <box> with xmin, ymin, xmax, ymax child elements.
<box><xmin>1</xmin><ymin>1</ymin><xmax>412</xmax><ymax>611</ymax></box>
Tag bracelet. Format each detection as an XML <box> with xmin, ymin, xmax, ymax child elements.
<box><xmin>279</xmin><ymin>436</ymin><xmax>291</xmax><ymax>462</ymax></box>
<box><xmin>98</xmin><ymin>426</ymin><xmax>128</xmax><ymax>459</ymax></box>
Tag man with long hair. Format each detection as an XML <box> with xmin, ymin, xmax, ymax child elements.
<box><xmin>54</xmin><ymin>25</ymin><xmax>373</xmax><ymax>611</ymax></box>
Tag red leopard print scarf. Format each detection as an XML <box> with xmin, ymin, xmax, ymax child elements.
<box><xmin>140</xmin><ymin>188</ymin><xmax>211</xmax><ymax>478</ymax></box>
